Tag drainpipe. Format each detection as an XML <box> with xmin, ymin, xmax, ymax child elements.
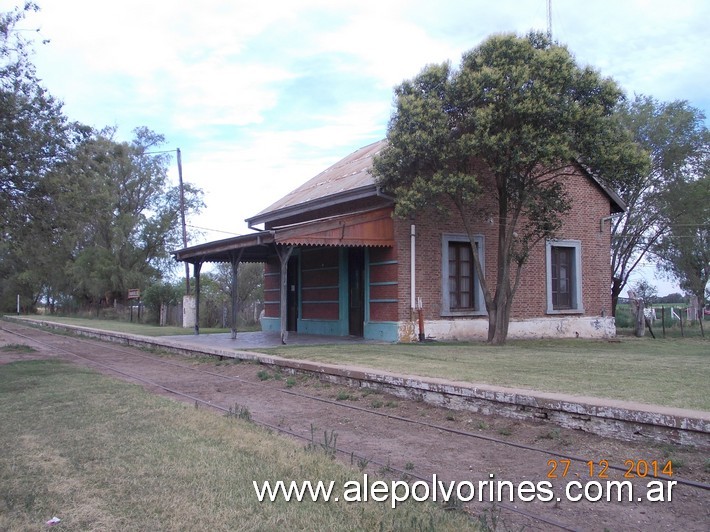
<box><xmin>600</xmin><ymin>215</ymin><xmax>615</xmax><ymax>233</ymax></box>
<box><xmin>410</xmin><ymin>224</ymin><xmax>416</xmax><ymax>312</ymax></box>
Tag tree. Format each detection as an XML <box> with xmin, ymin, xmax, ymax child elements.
<box><xmin>0</xmin><ymin>4</ymin><xmax>205</xmax><ymax>313</ymax></box>
<box><xmin>0</xmin><ymin>3</ymin><xmax>82</xmax><ymax>311</ymax></box>
<box><xmin>654</xmin><ymin>176</ymin><xmax>710</xmax><ymax>331</ymax></box>
<box><xmin>0</xmin><ymin>3</ymin><xmax>70</xmax><ymax>232</ymax></box>
<box><xmin>64</xmin><ymin>127</ymin><xmax>203</xmax><ymax>307</ymax></box>
<box><xmin>656</xmin><ymin>292</ymin><xmax>684</xmax><ymax>304</ymax></box>
<box><xmin>372</xmin><ymin>32</ymin><xmax>645</xmax><ymax>344</ymax></box>
<box><xmin>629</xmin><ymin>279</ymin><xmax>658</xmax><ymax>305</ymax></box>
<box><xmin>211</xmin><ymin>262</ymin><xmax>264</xmax><ymax>325</ymax></box>
<box><xmin>610</xmin><ymin>96</ymin><xmax>708</xmax><ymax>314</ymax></box>
<box><xmin>142</xmin><ymin>280</ymin><xmax>184</xmax><ymax>324</ymax></box>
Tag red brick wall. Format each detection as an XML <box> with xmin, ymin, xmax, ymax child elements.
<box><xmin>392</xmin><ymin>166</ymin><xmax>614</xmax><ymax>323</ymax></box>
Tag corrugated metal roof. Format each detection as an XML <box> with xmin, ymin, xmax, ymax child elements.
<box><xmin>250</xmin><ymin>139</ymin><xmax>387</xmax><ymax>221</ymax></box>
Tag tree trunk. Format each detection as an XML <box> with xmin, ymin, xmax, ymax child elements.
<box><xmin>611</xmin><ymin>276</ymin><xmax>623</xmax><ymax>317</ymax></box>
<box><xmin>628</xmin><ymin>294</ymin><xmax>645</xmax><ymax>337</ymax></box>
<box><xmin>489</xmin><ymin>286</ymin><xmax>510</xmax><ymax>345</ymax></box>
<box><xmin>487</xmin><ymin>306</ymin><xmax>497</xmax><ymax>343</ymax></box>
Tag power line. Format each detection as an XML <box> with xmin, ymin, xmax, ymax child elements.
<box><xmin>186</xmin><ymin>224</ymin><xmax>242</xmax><ymax>236</ymax></box>
<box><xmin>142</xmin><ymin>149</ymin><xmax>175</xmax><ymax>155</ymax></box>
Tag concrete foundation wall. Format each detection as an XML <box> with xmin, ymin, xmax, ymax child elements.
<box><xmin>403</xmin><ymin>315</ymin><xmax>616</xmax><ymax>341</ymax></box>
<box><xmin>11</xmin><ymin>317</ymin><xmax>708</xmax><ymax>450</ymax></box>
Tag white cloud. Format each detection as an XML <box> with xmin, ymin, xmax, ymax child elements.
<box><xmin>20</xmin><ymin>0</ymin><xmax>709</xmax><ymax>252</ymax></box>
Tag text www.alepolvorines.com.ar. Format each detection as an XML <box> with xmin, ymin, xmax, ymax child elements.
<box><xmin>253</xmin><ymin>474</ymin><xmax>677</xmax><ymax>508</ymax></box>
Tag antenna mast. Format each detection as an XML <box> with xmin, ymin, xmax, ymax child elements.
<box><xmin>546</xmin><ymin>0</ymin><xmax>552</xmax><ymax>39</ymax></box>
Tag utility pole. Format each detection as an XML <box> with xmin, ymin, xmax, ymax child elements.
<box><xmin>547</xmin><ymin>0</ymin><xmax>552</xmax><ymax>39</ymax></box>
<box><xmin>177</xmin><ymin>148</ymin><xmax>190</xmax><ymax>295</ymax></box>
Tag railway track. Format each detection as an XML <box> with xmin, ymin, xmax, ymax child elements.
<box><xmin>2</xmin><ymin>320</ymin><xmax>708</xmax><ymax>531</ymax></box>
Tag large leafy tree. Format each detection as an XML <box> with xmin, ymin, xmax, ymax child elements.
<box><xmin>0</xmin><ymin>3</ymin><xmax>81</xmax><ymax>310</ymax></box>
<box><xmin>610</xmin><ymin>96</ymin><xmax>708</xmax><ymax>314</ymax></box>
<box><xmin>0</xmin><ymin>2</ymin><xmax>71</xmax><ymax>233</ymax></box>
<box><xmin>654</xmin><ymin>176</ymin><xmax>710</xmax><ymax>331</ymax></box>
<box><xmin>64</xmin><ymin>127</ymin><xmax>203</xmax><ymax>307</ymax></box>
<box><xmin>0</xmin><ymin>4</ymin><xmax>204</xmax><ymax>313</ymax></box>
<box><xmin>210</xmin><ymin>261</ymin><xmax>265</xmax><ymax>324</ymax></box>
<box><xmin>373</xmin><ymin>32</ymin><xmax>646</xmax><ymax>344</ymax></box>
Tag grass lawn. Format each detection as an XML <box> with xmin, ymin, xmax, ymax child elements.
<box><xmin>7</xmin><ymin>316</ymin><xmax>708</xmax><ymax>411</ymax></box>
<box><xmin>0</xmin><ymin>360</ymin><xmax>474</xmax><ymax>531</ymax></box>
<box><xmin>10</xmin><ymin>315</ymin><xmax>232</xmax><ymax>337</ymax></box>
<box><xmin>259</xmin><ymin>336</ymin><xmax>710</xmax><ymax>411</ymax></box>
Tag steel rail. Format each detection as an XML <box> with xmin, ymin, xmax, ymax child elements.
<box><xmin>10</xmin><ymin>321</ymin><xmax>706</xmax><ymax>492</ymax></box>
<box><xmin>3</xmin><ymin>320</ymin><xmax>708</xmax><ymax>493</ymax></box>
<box><xmin>1</xmin><ymin>322</ymin><xmax>581</xmax><ymax>531</ymax></box>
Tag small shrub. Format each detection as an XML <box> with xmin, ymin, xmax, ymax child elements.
<box><xmin>0</xmin><ymin>344</ymin><xmax>36</xmax><ymax>353</ymax></box>
<box><xmin>538</xmin><ymin>428</ymin><xmax>560</xmax><ymax>440</ymax></box>
<box><xmin>336</xmin><ymin>390</ymin><xmax>353</xmax><ymax>401</ymax></box>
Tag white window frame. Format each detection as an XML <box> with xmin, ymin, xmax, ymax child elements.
<box><xmin>441</xmin><ymin>233</ymin><xmax>486</xmax><ymax>317</ymax></box>
<box><xmin>546</xmin><ymin>239</ymin><xmax>584</xmax><ymax>314</ymax></box>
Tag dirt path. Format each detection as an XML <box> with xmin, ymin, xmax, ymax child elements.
<box><xmin>1</xmin><ymin>324</ymin><xmax>708</xmax><ymax>531</ymax></box>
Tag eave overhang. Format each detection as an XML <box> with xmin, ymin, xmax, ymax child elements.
<box><xmin>172</xmin><ymin>231</ymin><xmax>275</xmax><ymax>264</ymax></box>
<box><xmin>172</xmin><ymin>206</ymin><xmax>395</xmax><ymax>265</ymax></box>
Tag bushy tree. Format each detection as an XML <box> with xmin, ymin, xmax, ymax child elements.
<box><xmin>142</xmin><ymin>280</ymin><xmax>185</xmax><ymax>323</ymax></box>
<box><xmin>64</xmin><ymin>127</ymin><xmax>203</xmax><ymax>307</ymax></box>
<box><xmin>373</xmin><ymin>32</ymin><xmax>645</xmax><ymax>344</ymax></box>
<box><xmin>0</xmin><ymin>3</ymin><xmax>85</xmax><ymax>310</ymax></box>
<box><xmin>630</xmin><ymin>279</ymin><xmax>658</xmax><ymax>305</ymax></box>
<box><xmin>610</xmin><ymin>96</ymin><xmax>708</xmax><ymax>314</ymax></box>
<box><xmin>654</xmin><ymin>176</ymin><xmax>710</xmax><ymax>330</ymax></box>
<box><xmin>210</xmin><ymin>262</ymin><xmax>265</xmax><ymax>325</ymax></box>
<box><xmin>0</xmin><ymin>4</ymin><xmax>204</xmax><ymax>313</ymax></box>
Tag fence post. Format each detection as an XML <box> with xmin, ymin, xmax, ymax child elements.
<box><xmin>661</xmin><ymin>306</ymin><xmax>666</xmax><ymax>338</ymax></box>
<box><xmin>679</xmin><ymin>312</ymin><xmax>684</xmax><ymax>337</ymax></box>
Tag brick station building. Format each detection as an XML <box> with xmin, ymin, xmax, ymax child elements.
<box><xmin>173</xmin><ymin>139</ymin><xmax>624</xmax><ymax>342</ymax></box>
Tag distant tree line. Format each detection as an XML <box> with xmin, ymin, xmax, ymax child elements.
<box><xmin>142</xmin><ymin>262</ymin><xmax>264</xmax><ymax>327</ymax></box>
<box><xmin>2</xmin><ymin>6</ymin><xmax>707</xmax><ymax>336</ymax></box>
<box><xmin>0</xmin><ymin>4</ymin><xmax>203</xmax><ymax>314</ymax></box>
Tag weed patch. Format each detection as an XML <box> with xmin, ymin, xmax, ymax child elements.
<box><xmin>0</xmin><ymin>344</ymin><xmax>36</xmax><ymax>353</ymax></box>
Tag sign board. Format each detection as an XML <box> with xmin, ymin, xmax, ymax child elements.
<box><xmin>128</xmin><ymin>289</ymin><xmax>141</xmax><ymax>300</ymax></box>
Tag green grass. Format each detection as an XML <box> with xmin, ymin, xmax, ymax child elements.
<box><xmin>10</xmin><ymin>315</ymin><xmax>230</xmax><ymax>336</ymax></box>
<box><xmin>0</xmin><ymin>360</ymin><xmax>474</xmax><ymax>531</ymax></box>
<box><xmin>258</xmin><ymin>337</ymin><xmax>710</xmax><ymax>411</ymax></box>
<box><xmin>8</xmin><ymin>316</ymin><xmax>708</xmax><ymax>410</ymax></box>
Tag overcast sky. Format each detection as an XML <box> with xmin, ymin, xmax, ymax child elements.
<box><xmin>22</xmin><ymin>0</ymin><xmax>709</xmax><ymax>293</ymax></box>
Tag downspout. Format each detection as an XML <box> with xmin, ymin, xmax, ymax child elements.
<box><xmin>599</xmin><ymin>215</ymin><xmax>615</xmax><ymax>233</ymax></box>
<box><xmin>411</xmin><ymin>224</ymin><xmax>425</xmax><ymax>341</ymax></box>
<box><xmin>410</xmin><ymin>224</ymin><xmax>416</xmax><ymax>311</ymax></box>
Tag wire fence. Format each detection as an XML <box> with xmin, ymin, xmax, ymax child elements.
<box><xmin>615</xmin><ymin>303</ymin><xmax>707</xmax><ymax>338</ymax></box>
